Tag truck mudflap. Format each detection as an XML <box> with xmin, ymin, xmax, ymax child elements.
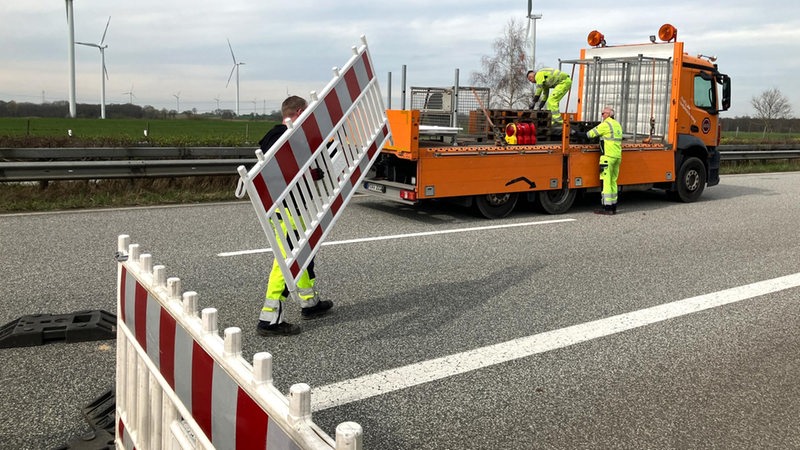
<box><xmin>361</xmin><ymin>178</ymin><xmax>418</xmax><ymax>205</ymax></box>
<box><xmin>707</xmin><ymin>146</ymin><xmax>721</xmax><ymax>186</ymax></box>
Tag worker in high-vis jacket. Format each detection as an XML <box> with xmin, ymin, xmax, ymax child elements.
<box><xmin>527</xmin><ymin>68</ymin><xmax>572</xmax><ymax>125</ymax></box>
<box><xmin>256</xmin><ymin>95</ymin><xmax>333</xmax><ymax>336</ymax></box>
<box><xmin>586</xmin><ymin>106</ymin><xmax>623</xmax><ymax>215</ymax></box>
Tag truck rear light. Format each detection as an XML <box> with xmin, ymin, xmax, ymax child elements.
<box><xmin>400</xmin><ymin>190</ymin><xmax>417</xmax><ymax>201</ymax></box>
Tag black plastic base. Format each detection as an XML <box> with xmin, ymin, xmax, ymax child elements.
<box><xmin>0</xmin><ymin>310</ymin><xmax>116</xmax><ymax>348</ymax></box>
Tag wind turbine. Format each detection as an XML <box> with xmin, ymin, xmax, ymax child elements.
<box><xmin>122</xmin><ymin>83</ymin><xmax>135</xmax><ymax>104</ymax></box>
<box><xmin>225</xmin><ymin>38</ymin><xmax>245</xmax><ymax>116</ymax></box>
<box><xmin>173</xmin><ymin>91</ymin><xmax>181</xmax><ymax>112</ymax></box>
<box><xmin>76</xmin><ymin>16</ymin><xmax>111</xmax><ymax>119</ymax></box>
<box><xmin>65</xmin><ymin>0</ymin><xmax>77</xmax><ymax>118</ymax></box>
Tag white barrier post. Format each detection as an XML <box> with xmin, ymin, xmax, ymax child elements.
<box><xmin>115</xmin><ymin>235</ymin><xmax>360</xmax><ymax>449</ymax></box>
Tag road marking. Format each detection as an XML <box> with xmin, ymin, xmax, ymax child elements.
<box><xmin>216</xmin><ymin>218</ymin><xmax>576</xmax><ymax>257</ymax></box>
<box><xmin>311</xmin><ymin>272</ymin><xmax>800</xmax><ymax>412</ymax></box>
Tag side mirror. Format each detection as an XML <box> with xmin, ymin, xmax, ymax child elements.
<box><xmin>718</xmin><ymin>73</ymin><xmax>731</xmax><ymax>112</ymax></box>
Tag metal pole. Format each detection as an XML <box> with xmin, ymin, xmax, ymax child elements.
<box><xmin>66</xmin><ymin>0</ymin><xmax>77</xmax><ymax>118</ymax></box>
<box><xmin>100</xmin><ymin>50</ymin><xmax>106</xmax><ymax>119</ymax></box>
<box><xmin>531</xmin><ymin>14</ymin><xmax>542</xmax><ymax>70</ymax></box>
<box><xmin>452</xmin><ymin>68</ymin><xmax>459</xmax><ymax>128</ymax></box>
<box><xmin>387</xmin><ymin>72</ymin><xmax>392</xmax><ymax>109</ymax></box>
<box><xmin>401</xmin><ymin>65</ymin><xmax>407</xmax><ymax>110</ymax></box>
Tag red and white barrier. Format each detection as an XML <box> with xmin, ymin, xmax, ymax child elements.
<box><xmin>236</xmin><ymin>35</ymin><xmax>391</xmax><ymax>297</ymax></box>
<box><xmin>115</xmin><ymin>234</ymin><xmax>362</xmax><ymax>449</ymax></box>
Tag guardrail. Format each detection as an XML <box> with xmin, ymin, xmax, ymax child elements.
<box><xmin>1</xmin><ymin>145</ymin><xmax>799</xmax><ymax>182</ymax></box>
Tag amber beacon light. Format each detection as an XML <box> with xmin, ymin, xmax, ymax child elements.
<box><xmin>587</xmin><ymin>30</ymin><xmax>606</xmax><ymax>47</ymax></box>
<box><xmin>658</xmin><ymin>23</ymin><xmax>677</xmax><ymax>42</ymax></box>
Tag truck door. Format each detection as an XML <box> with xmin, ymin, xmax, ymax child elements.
<box><xmin>676</xmin><ymin>64</ymin><xmax>720</xmax><ymax>148</ymax></box>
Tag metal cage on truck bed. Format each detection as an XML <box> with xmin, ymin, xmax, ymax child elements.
<box><xmin>562</xmin><ymin>51</ymin><xmax>674</xmax><ymax>143</ymax></box>
<box><xmin>410</xmin><ymin>86</ymin><xmax>490</xmax><ymax>136</ymax></box>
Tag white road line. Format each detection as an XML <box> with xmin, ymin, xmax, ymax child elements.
<box><xmin>311</xmin><ymin>272</ymin><xmax>800</xmax><ymax>412</ymax></box>
<box><xmin>216</xmin><ymin>218</ymin><xmax>576</xmax><ymax>257</ymax></box>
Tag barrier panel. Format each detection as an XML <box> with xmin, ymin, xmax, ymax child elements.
<box><xmin>236</xmin><ymin>35</ymin><xmax>391</xmax><ymax>298</ymax></box>
<box><xmin>115</xmin><ymin>234</ymin><xmax>362</xmax><ymax>449</ymax></box>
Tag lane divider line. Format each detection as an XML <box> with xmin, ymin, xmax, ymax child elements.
<box><xmin>310</xmin><ymin>272</ymin><xmax>800</xmax><ymax>411</ymax></box>
<box><xmin>217</xmin><ymin>218</ymin><xmax>576</xmax><ymax>257</ymax></box>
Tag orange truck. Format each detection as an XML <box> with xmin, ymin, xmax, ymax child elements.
<box><xmin>362</xmin><ymin>24</ymin><xmax>732</xmax><ymax>218</ymax></box>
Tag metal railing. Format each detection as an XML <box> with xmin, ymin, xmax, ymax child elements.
<box><xmin>1</xmin><ymin>145</ymin><xmax>799</xmax><ymax>182</ymax></box>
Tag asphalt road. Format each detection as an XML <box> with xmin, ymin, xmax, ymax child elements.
<box><xmin>2</xmin><ymin>172</ymin><xmax>800</xmax><ymax>449</ymax></box>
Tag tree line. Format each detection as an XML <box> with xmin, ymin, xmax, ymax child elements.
<box><xmin>0</xmin><ymin>100</ymin><xmax>282</xmax><ymax>121</ymax></box>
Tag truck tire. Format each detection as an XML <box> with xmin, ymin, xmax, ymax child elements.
<box><xmin>674</xmin><ymin>157</ymin><xmax>706</xmax><ymax>203</ymax></box>
<box><xmin>473</xmin><ymin>193</ymin><xmax>518</xmax><ymax>219</ymax></box>
<box><xmin>535</xmin><ymin>187</ymin><xmax>577</xmax><ymax>214</ymax></box>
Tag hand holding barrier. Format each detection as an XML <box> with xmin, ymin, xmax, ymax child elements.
<box><xmin>115</xmin><ymin>234</ymin><xmax>362</xmax><ymax>449</ymax></box>
<box><xmin>236</xmin><ymin>35</ymin><xmax>391</xmax><ymax>300</ymax></box>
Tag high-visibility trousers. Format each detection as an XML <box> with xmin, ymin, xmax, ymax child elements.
<box><xmin>547</xmin><ymin>79</ymin><xmax>572</xmax><ymax>124</ymax></box>
<box><xmin>260</xmin><ymin>214</ymin><xmax>317</xmax><ymax>324</ymax></box>
<box><xmin>599</xmin><ymin>154</ymin><xmax>621</xmax><ymax>206</ymax></box>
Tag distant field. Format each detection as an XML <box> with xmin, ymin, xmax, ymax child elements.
<box><xmin>0</xmin><ymin>117</ymin><xmax>280</xmax><ymax>146</ymax></box>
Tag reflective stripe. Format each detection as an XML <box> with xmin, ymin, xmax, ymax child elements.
<box><xmin>259</xmin><ymin>298</ymin><xmax>284</xmax><ymax>324</ymax></box>
<box><xmin>601</xmin><ymin>121</ymin><xmax>622</xmax><ymax>141</ymax></box>
<box><xmin>296</xmin><ymin>286</ymin><xmax>316</xmax><ymax>301</ymax></box>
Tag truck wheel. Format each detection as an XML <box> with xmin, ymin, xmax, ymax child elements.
<box><xmin>674</xmin><ymin>157</ymin><xmax>706</xmax><ymax>202</ymax></box>
<box><xmin>535</xmin><ymin>187</ymin><xmax>577</xmax><ymax>214</ymax></box>
<box><xmin>473</xmin><ymin>193</ymin><xmax>519</xmax><ymax>219</ymax></box>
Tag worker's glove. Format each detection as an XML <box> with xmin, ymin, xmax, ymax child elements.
<box><xmin>529</xmin><ymin>95</ymin><xmax>541</xmax><ymax>109</ymax></box>
<box><xmin>309</xmin><ymin>168</ymin><xmax>324</xmax><ymax>181</ymax></box>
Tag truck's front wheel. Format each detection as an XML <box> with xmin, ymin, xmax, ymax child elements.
<box><xmin>473</xmin><ymin>193</ymin><xmax>518</xmax><ymax>219</ymax></box>
<box><xmin>535</xmin><ymin>187</ymin><xmax>577</xmax><ymax>214</ymax></box>
<box><xmin>673</xmin><ymin>157</ymin><xmax>706</xmax><ymax>202</ymax></box>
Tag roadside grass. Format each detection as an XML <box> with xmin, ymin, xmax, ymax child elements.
<box><xmin>1</xmin><ymin>177</ymin><xmax>241</xmax><ymax>213</ymax></box>
<box><xmin>719</xmin><ymin>160</ymin><xmax>800</xmax><ymax>174</ymax></box>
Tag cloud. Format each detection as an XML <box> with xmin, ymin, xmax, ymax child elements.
<box><xmin>1</xmin><ymin>1</ymin><xmax>798</xmax><ymax>117</ymax></box>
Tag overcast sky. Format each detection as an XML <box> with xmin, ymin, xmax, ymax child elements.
<box><xmin>1</xmin><ymin>1</ymin><xmax>797</xmax><ymax>117</ymax></box>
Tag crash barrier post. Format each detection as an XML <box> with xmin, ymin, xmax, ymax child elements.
<box><xmin>236</xmin><ymin>34</ymin><xmax>391</xmax><ymax>298</ymax></box>
<box><xmin>115</xmin><ymin>234</ymin><xmax>362</xmax><ymax>449</ymax></box>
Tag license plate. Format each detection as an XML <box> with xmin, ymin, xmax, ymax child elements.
<box><xmin>364</xmin><ymin>182</ymin><xmax>386</xmax><ymax>193</ymax></box>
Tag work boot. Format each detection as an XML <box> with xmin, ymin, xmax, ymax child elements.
<box><xmin>594</xmin><ymin>205</ymin><xmax>615</xmax><ymax>215</ymax></box>
<box><xmin>256</xmin><ymin>320</ymin><xmax>301</xmax><ymax>336</ymax></box>
<box><xmin>301</xmin><ymin>300</ymin><xmax>333</xmax><ymax>320</ymax></box>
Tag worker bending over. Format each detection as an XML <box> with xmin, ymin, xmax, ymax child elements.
<box><xmin>527</xmin><ymin>68</ymin><xmax>572</xmax><ymax>125</ymax></box>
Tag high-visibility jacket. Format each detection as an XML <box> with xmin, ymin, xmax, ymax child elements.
<box><xmin>587</xmin><ymin>117</ymin><xmax>623</xmax><ymax>158</ymax></box>
<box><xmin>533</xmin><ymin>68</ymin><xmax>571</xmax><ymax>99</ymax></box>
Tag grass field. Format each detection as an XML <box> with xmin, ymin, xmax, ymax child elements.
<box><xmin>0</xmin><ymin>117</ymin><xmax>279</xmax><ymax>147</ymax></box>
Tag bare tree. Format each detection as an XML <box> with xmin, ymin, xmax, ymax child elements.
<box><xmin>751</xmin><ymin>88</ymin><xmax>792</xmax><ymax>132</ymax></box>
<box><xmin>471</xmin><ymin>19</ymin><xmax>532</xmax><ymax>109</ymax></box>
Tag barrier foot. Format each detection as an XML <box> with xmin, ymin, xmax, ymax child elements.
<box><xmin>53</xmin><ymin>428</ymin><xmax>115</xmax><ymax>450</ymax></box>
<box><xmin>83</xmin><ymin>387</ymin><xmax>116</xmax><ymax>433</ymax></box>
<box><xmin>54</xmin><ymin>387</ymin><xmax>117</xmax><ymax>450</ymax></box>
<box><xmin>0</xmin><ymin>309</ymin><xmax>116</xmax><ymax>348</ymax></box>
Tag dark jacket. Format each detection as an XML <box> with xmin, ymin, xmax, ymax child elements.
<box><xmin>259</xmin><ymin>123</ymin><xmax>288</xmax><ymax>151</ymax></box>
